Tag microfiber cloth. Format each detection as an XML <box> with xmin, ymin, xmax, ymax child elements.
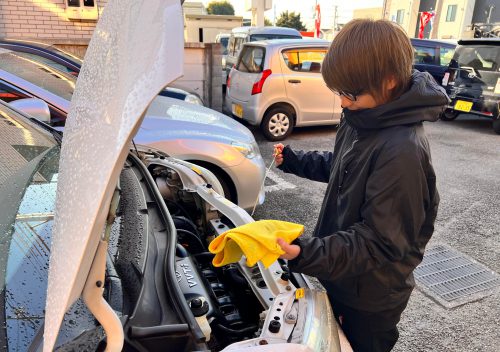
<box><xmin>208</xmin><ymin>220</ymin><xmax>304</xmax><ymax>268</ymax></box>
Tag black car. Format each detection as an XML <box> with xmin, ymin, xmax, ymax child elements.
<box><xmin>441</xmin><ymin>38</ymin><xmax>500</xmax><ymax>134</ymax></box>
<box><xmin>411</xmin><ymin>38</ymin><xmax>457</xmax><ymax>84</ymax></box>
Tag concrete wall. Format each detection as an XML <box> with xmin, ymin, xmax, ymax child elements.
<box><xmin>175</xmin><ymin>42</ymin><xmax>223</xmax><ymax>112</ymax></box>
<box><xmin>184</xmin><ymin>14</ymin><xmax>242</xmax><ymax>43</ymax></box>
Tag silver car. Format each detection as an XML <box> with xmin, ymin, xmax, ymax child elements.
<box><xmin>225</xmin><ymin>39</ymin><xmax>342</xmax><ymax>141</ymax></box>
<box><xmin>0</xmin><ymin>47</ymin><xmax>266</xmax><ymax>210</ymax></box>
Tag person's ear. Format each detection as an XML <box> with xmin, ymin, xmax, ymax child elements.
<box><xmin>386</xmin><ymin>76</ymin><xmax>397</xmax><ymax>91</ymax></box>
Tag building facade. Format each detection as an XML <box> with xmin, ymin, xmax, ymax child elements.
<box><xmin>0</xmin><ymin>0</ymin><xmax>106</xmax><ymax>57</ymax></box>
<box><xmin>383</xmin><ymin>0</ymin><xmax>498</xmax><ymax>39</ymax></box>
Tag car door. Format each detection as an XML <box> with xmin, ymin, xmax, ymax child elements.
<box><xmin>280</xmin><ymin>46</ymin><xmax>336</xmax><ymax>125</ymax></box>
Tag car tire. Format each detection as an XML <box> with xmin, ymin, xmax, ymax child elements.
<box><xmin>493</xmin><ymin>118</ymin><xmax>500</xmax><ymax>135</ymax></box>
<box><xmin>440</xmin><ymin>108</ymin><xmax>459</xmax><ymax>121</ymax></box>
<box><xmin>261</xmin><ymin>106</ymin><xmax>295</xmax><ymax>141</ymax></box>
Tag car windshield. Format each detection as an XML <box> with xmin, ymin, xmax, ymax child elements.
<box><xmin>453</xmin><ymin>45</ymin><xmax>500</xmax><ymax>72</ymax></box>
<box><xmin>0</xmin><ymin>48</ymin><xmax>76</xmax><ymax>101</ymax></box>
<box><xmin>0</xmin><ymin>101</ymin><xmax>60</xmax><ymax>349</ymax></box>
<box><xmin>250</xmin><ymin>34</ymin><xmax>302</xmax><ymax>41</ymax></box>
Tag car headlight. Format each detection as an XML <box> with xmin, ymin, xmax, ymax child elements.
<box><xmin>184</xmin><ymin>94</ymin><xmax>204</xmax><ymax>106</ymax></box>
<box><xmin>231</xmin><ymin>141</ymin><xmax>257</xmax><ymax>159</ymax></box>
<box><xmin>299</xmin><ymin>289</ymin><xmax>341</xmax><ymax>352</ymax></box>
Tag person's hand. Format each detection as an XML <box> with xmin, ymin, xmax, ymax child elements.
<box><xmin>277</xmin><ymin>238</ymin><xmax>301</xmax><ymax>260</ymax></box>
<box><xmin>273</xmin><ymin>143</ymin><xmax>284</xmax><ymax>167</ymax></box>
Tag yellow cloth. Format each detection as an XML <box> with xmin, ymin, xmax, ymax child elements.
<box><xmin>208</xmin><ymin>220</ymin><xmax>304</xmax><ymax>268</ymax></box>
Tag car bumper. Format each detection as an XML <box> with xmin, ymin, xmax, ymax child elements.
<box><xmin>225</xmin><ymin>93</ymin><xmax>262</xmax><ymax>126</ymax></box>
<box><xmin>227</xmin><ymin>153</ymin><xmax>266</xmax><ymax>211</ymax></box>
<box><xmin>447</xmin><ymin>88</ymin><xmax>500</xmax><ymax>119</ymax></box>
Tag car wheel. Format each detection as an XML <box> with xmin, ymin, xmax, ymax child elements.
<box><xmin>493</xmin><ymin>118</ymin><xmax>500</xmax><ymax>135</ymax></box>
<box><xmin>190</xmin><ymin>161</ymin><xmax>237</xmax><ymax>203</ymax></box>
<box><xmin>261</xmin><ymin>106</ymin><xmax>295</xmax><ymax>141</ymax></box>
<box><xmin>440</xmin><ymin>108</ymin><xmax>459</xmax><ymax>121</ymax></box>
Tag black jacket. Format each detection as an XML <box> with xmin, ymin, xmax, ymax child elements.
<box><xmin>279</xmin><ymin>71</ymin><xmax>450</xmax><ymax>312</ymax></box>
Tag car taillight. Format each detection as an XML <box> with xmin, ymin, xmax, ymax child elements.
<box><xmin>251</xmin><ymin>69</ymin><xmax>272</xmax><ymax>95</ymax></box>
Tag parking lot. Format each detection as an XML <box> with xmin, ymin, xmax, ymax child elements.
<box><xmin>244</xmin><ymin>113</ymin><xmax>500</xmax><ymax>352</ymax></box>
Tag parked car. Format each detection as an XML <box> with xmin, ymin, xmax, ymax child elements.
<box><xmin>0</xmin><ymin>39</ymin><xmax>204</xmax><ymax>105</ymax></box>
<box><xmin>224</xmin><ymin>26</ymin><xmax>302</xmax><ymax>80</ymax></box>
<box><xmin>216</xmin><ymin>33</ymin><xmax>231</xmax><ymax>90</ymax></box>
<box><xmin>441</xmin><ymin>38</ymin><xmax>500</xmax><ymax>134</ymax></box>
<box><xmin>0</xmin><ymin>98</ymin><xmax>342</xmax><ymax>351</ymax></box>
<box><xmin>225</xmin><ymin>39</ymin><xmax>341</xmax><ymax>141</ymax></box>
<box><xmin>0</xmin><ymin>47</ymin><xmax>266</xmax><ymax>210</ymax></box>
<box><xmin>410</xmin><ymin>38</ymin><xmax>456</xmax><ymax>84</ymax></box>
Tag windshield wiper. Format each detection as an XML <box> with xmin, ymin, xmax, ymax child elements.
<box><xmin>28</xmin><ymin>117</ymin><xmax>63</xmax><ymax>145</ymax></box>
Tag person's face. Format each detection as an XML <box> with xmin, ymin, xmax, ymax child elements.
<box><xmin>335</xmin><ymin>77</ymin><xmax>397</xmax><ymax>111</ymax></box>
<box><xmin>339</xmin><ymin>92</ymin><xmax>379</xmax><ymax>111</ymax></box>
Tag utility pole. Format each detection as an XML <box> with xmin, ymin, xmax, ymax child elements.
<box><xmin>333</xmin><ymin>5</ymin><xmax>338</xmax><ymax>31</ymax></box>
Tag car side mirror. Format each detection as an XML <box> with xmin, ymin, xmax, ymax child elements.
<box><xmin>10</xmin><ymin>98</ymin><xmax>51</xmax><ymax>123</ymax></box>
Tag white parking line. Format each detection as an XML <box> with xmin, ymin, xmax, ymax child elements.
<box><xmin>264</xmin><ymin>170</ymin><xmax>296</xmax><ymax>192</ymax></box>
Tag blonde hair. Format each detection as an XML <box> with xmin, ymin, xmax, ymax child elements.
<box><xmin>322</xmin><ymin>19</ymin><xmax>414</xmax><ymax>103</ymax></box>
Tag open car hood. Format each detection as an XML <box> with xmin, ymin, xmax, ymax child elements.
<box><xmin>43</xmin><ymin>0</ymin><xmax>183</xmax><ymax>350</ymax></box>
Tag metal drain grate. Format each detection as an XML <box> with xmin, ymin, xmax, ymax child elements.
<box><xmin>414</xmin><ymin>245</ymin><xmax>500</xmax><ymax>308</ymax></box>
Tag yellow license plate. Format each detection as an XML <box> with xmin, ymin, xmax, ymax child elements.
<box><xmin>454</xmin><ymin>100</ymin><xmax>473</xmax><ymax>112</ymax></box>
<box><xmin>232</xmin><ymin>103</ymin><xmax>243</xmax><ymax>118</ymax></box>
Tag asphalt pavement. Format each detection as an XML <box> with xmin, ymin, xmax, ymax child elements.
<box><xmin>243</xmin><ymin>113</ymin><xmax>500</xmax><ymax>352</ymax></box>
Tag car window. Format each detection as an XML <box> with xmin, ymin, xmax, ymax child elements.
<box><xmin>414</xmin><ymin>45</ymin><xmax>436</xmax><ymax>64</ymax></box>
<box><xmin>0</xmin><ymin>49</ymin><xmax>76</xmax><ymax>101</ymax></box>
<box><xmin>440</xmin><ymin>46</ymin><xmax>455</xmax><ymax>66</ymax></box>
<box><xmin>237</xmin><ymin>46</ymin><xmax>265</xmax><ymax>73</ymax></box>
<box><xmin>227</xmin><ymin>36</ymin><xmax>235</xmax><ymax>56</ymax></box>
<box><xmin>454</xmin><ymin>45</ymin><xmax>500</xmax><ymax>72</ymax></box>
<box><xmin>250</xmin><ymin>34</ymin><xmax>302</xmax><ymax>41</ymax></box>
<box><xmin>220</xmin><ymin>37</ymin><xmax>229</xmax><ymax>55</ymax></box>
<box><xmin>281</xmin><ymin>48</ymin><xmax>326</xmax><ymax>72</ymax></box>
<box><xmin>13</xmin><ymin>51</ymin><xmax>79</xmax><ymax>76</ymax></box>
<box><xmin>234</xmin><ymin>37</ymin><xmax>244</xmax><ymax>54</ymax></box>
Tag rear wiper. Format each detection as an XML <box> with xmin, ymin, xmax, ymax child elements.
<box><xmin>460</xmin><ymin>66</ymin><xmax>481</xmax><ymax>78</ymax></box>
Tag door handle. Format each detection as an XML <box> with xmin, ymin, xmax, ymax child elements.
<box><xmin>288</xmin><ymin>79</ymin><xmax>301</xmax><ymax>83</ymax></box>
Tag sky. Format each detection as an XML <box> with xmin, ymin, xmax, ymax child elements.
<box><xmin>201</xmin><ymin>0</ymin><xmax>384</xmax><ymax>30</ymax></box>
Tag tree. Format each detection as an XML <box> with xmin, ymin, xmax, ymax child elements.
<box><xmin>264</xmin><ymin>17</ymin><xmax>273</xmax><ymax>26</ymax></box>
<box><xmin>275</xmin><ymin>11</ymin><xmax>306</xmax><ymax>31</ymax></box>
<box><xmin>206</xmin><ymin>1</ymin><xmax>235</xmax><ymax>15</ymax></box>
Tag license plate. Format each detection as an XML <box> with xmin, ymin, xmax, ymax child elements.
<box><xmin>232</xmin><ymin>103</ymin><xmax>243</xmax><ymax>118</ymax></box>
<box><xmin>454</xmin><ymin>100</ymin><xmax>473</xmax><ymax>112</ymax></box>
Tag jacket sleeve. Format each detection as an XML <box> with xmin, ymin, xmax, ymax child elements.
<box><xmin>288</xmin><ymin>140</ymin><xmax>437</xmax><ymax>281</ymax></box>
<box><xmin>277</xmin><ymin>145</ymin><xmax>334</xmax><ymax>183</ymax></box>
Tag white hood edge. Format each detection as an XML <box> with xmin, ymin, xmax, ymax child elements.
<box><xmin>43</xmin><ymin>1</ymin><xmax>183</xmax><ymax>351</ymax></box>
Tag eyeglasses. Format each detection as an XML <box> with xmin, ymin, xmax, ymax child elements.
<box><xmin>330</xmin><ymin>88</ymin><xmax>362</xmax><ymax>102</ymax></box>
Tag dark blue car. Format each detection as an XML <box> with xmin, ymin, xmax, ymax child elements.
<box><xmin>411</xmin><ymin>38</ymin><xmax>457</xmax><ymax>84</ymax></box>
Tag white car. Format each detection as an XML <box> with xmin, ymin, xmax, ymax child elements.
<box><xmin>226</xmin><ymin>39</ymin><xmax>342</xmax><ymax>141</ymax></box>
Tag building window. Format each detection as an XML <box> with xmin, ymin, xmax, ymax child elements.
<box><xmin>446</xmin><ymin>5</ymin><xmax>457</xmax><ymax>22</ymax></box>
<box><xmin>396</xmin><ymin>9</ymin><xmax>405</xmax><ymax>25</ymax></box>
<box><xmin>65</xmin><ymin>0</ymin><xmax>98</xmax><ymax>20</ymax></box>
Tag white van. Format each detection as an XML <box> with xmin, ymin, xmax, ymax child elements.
<box><xmin>224</xmin><ymin>26</ymin><xmax>302</xmax><ymax>81</ymax></box>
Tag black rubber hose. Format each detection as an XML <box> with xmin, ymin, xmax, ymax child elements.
<box><xmin>177</xmin><ymin>228</ymin><xmax>206</xmax><ymax>252</ymax></box>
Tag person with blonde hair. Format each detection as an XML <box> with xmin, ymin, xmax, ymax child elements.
<box><xmin>274</xmin><ymin>19</ymin><xmax>449</xmax><ymax>351</ymax></box>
